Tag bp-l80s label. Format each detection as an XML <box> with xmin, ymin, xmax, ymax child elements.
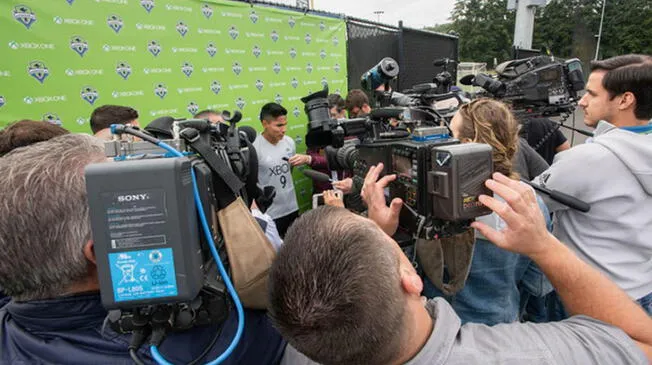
<box><xmin>109</xmin><ymin>248</ymin><xmax>177</xmax><ymax>302</ymax></box>
<box><xmin>101</xmin><ymin>189</ymin><xmax>168</xmax><ymax>249</ymax></box>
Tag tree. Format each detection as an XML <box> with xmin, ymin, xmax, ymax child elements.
<box><xmin>425</xmin><ymin>23</ymin><xmax>456</xmax><ymax>35</ymax></box>
<box><xmin>450</xmin><ymin>0</ymin><xmax>515</xmax><ymax>66</ymax></box>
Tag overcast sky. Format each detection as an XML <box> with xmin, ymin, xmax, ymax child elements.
<box><xmin>272</xmin><ymin>0</ymin><xmax>457</xmax><ymax>28</ymax></box>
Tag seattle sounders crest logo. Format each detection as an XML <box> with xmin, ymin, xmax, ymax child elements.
<box><xmin>229</xmin><ymin>26</ymin><xmax>239</xmax><ymax>40</ymax></box>
<box><xmin>181</xmin><ymin>62</ymin><xmax>194</xmax><ymax>77</ymax></box>
<box><xmin>70</xmin><ymin>36</ymin><xmax>89</xmax><ymax>57</ymax></box>
<box><xmin>275</xmin><ymin>93</ymin><xmax>283</xmax><ymax>105</ymax></box>
<box><xmin>232</xmin><ymin>62</ymin><xmax>243</xmax><ymax>76</ymax></box>
<box><xmin>0</xmin><ymin>96</ymin><xmax>5</xmax><ymax>108</ymax></box>
<box><xmin>235</xmin><ymin>97</ymin><xmax>246</xmax><ymax>110</ymax></box>
<box><xmin>201</xmin><ymin>4</ymin><xmax>213</xmax><ymax>19</ymax></box>
<box><xmin>291</xmin><ymin>77</ymin><xmax>299</xmax><ymax>89</ymax></box>
<box><xmin>140</xmin><ymin>0</ymin><xmax>154</xmax><ymax>13</ymax></box>
<box><xmin>255</xmin><ymin>79</ymin><xmax>264</xmax><ymax>92</ymax></box>
<box><xmin>27</xmin><ymin>61</ymin><xmax>49</xmax><ymax>84</ymax></box>
<box><xmin>148</xmin><ymin>40</ymin><xmax>161</xmax><ymax>56</ymax></box>
<box><xmin>252</xmin><ymin>45</ymin><xmax>262</xmax><ymax>58</ymax></box>
<box><xmin>13</xmin><ymin>5</ymin><xmax>37</xmax><ymax>29</ymax></box>
<box><xmin>107</xmin><ymin>14</ymin><xmax>123</xmax><ymax>33</ymax></box>
<box><xmin>249</xmin><ymin>10</ymin><xmax>259</xmax><ymax>24</ymax></box>
<box><xmin>273</xmin><ymin>62</ymin><xmax>281</xmax><ymax>74</ymax></box>
<box><xmin>42</xmin><ymin>113</ymin><xmax>63</xmax><ymax>126</ymax></box>
<box><xmin>176</xmin><ymin>21</ymin><xmax>188</xmax><ymax>37</ymax></box>
<box><xmin>154</xmin><ymin>83</ymin><xmax>167</xmax><ymax>99</ymax></box>
<box><xmin>210</xmin><ymin>81</ymin><xmax>222</xmax><ymax>95</ymax></box>
<box><xmin>81</xmin><ymin>86</ymin><xmax>99</xmax><ymax>105</ymax></box>
<box><xmin>289</xmin><ymin>48</ymin><xmax>297</xmax><ymax>59</ymax></box>
<box><xmin>187</xmin><ymin>101</ymin><xmax>199</xmax><ymax>115</ymax></box>
<box><xmin>116</xmin><ymin>61</ymin><xmax>132</xmax><ymax>80</ymax></box>
<box><xmin>293</xmin><ymin>106</ymin><xmax>301</xmax><ymax>118</ymax></box>
<box><xmin>271</xmin><ymin>30</ymin><xmax>279</xmax><ymax>43</ymax></box>
<box><xmin>206</xmin><ymin>42</ymin><xmax>217</xmax><ymax>57</ymax></box>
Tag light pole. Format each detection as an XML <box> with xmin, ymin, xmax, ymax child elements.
<box><xmin>373</xmin><ymin>10</ymin><xmax>384</xmax><ymax>23</ymax></box>
<box><xmin>595</xmin><ymin>0</ymin><xmax>607</xmax><ymax>60</ymax></box>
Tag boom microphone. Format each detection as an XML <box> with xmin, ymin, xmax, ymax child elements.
<box><xmin>302</xmin><ymin>169</ymin><xmax>332</xmax><ymax>183</ymax></box>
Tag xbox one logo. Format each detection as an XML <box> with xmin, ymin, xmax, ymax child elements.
<box><xmin>8</xmin><ymin>41</ymin><xmax>18</xmax><ymax>50</ymax></box>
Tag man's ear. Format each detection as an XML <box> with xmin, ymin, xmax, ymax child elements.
<box><xmin>400</xmin><ymin>266</ymin><xmax>423</xmax><ymax>296</ymax></box>
<box><xmin>618</xmin><ymin>91</ymin><xmax>636</xmax><ymax>111</ymax></box>
<box><xmin>83</xmin><ymin>240</ymin><xmax>97</xmax><ymax>265</ymax></box>
<box><xmin>362</xmin><ymin>104</ymin><xmax>372</xmax><ymax>114</ymax></box>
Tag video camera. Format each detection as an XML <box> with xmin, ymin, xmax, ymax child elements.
<box><xmin>303</xmin><ymin>85</ymin><xmax>494</xmax><ymax>239</ymax></box>
<box><xmin>460</xmin><ymin>55</ymin><xmax>585</xmax><ymax>118</ymax></box>
<box><xmin>362</xmin><ymin>57</ymin><xmax>465</xmax><ymax>121</ymax></box>
<box><xmin>85</xmin><ymin>112</ymin><xmax>258</xmax><ymax>363</ymax></box>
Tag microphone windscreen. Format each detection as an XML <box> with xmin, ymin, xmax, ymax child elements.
<box><xmin>238</xmin><ymin>125</ymin><xmax>257</xmax><ymax>143</ymax></box>
<box><xmin>433</xmin><ymin>58</ymin><xmax>447</xmax><ymax>67</ymax></box>
<box><xmin>459</xmin><ymin>74</ymin><xmax>475</xmax><ymax>86</ymax></box>
<box><xmin>145</xmin><ymin>116</ymin><xmax>175</xmax><ymax>138</ymax></box>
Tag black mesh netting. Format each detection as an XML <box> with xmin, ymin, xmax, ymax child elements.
<box><xmin>346</xmin><ymin>20</ymin><xmax>400</xmax><ymax>92</ymax></box>
<box><xmin>398</xmin><ymin>27</ymin><xmax>458</xmax><ymax>91</ymax></box>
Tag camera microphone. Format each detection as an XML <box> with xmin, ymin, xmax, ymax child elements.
<box><xmin>459</xmin><ymin>75</ymin><xmax>476</xmax><ymax>86</ymax></box>
<box><xmin>433</xmin><ymin>58</ymin><xmax>454</xmax><ymax>67</ymax></box>
<box><xmin>302</xmin><ymin>169</ymin><xmax>332</xmax><ymax>183</ymax></box>
<box><xmin>369</xmin><ymin>108</ymin><xmax>405</xmax><ymax>120</ymax></box>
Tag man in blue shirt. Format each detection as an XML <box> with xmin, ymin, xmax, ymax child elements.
<box><xmin>0</xmin><ymin>134</ymin><xmax>287</xmax><ymax>364</ymax></box>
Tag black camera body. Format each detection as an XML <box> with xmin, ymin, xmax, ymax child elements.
<box><xmin>86</xmin><ymin>113</ymin><xmax>256</xmax><ymax>337</ymax></box>
<box><xmin>462</xmin><ymin>56</ymin><xmax>585</xmax><ymax>116</ymax></box>
<box><xmin>303</xmin><ymin>86</ymin><xmax>493</xmax><ymax>239</ymax></box>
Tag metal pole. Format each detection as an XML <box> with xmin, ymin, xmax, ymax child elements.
<box><xmin>373</xmin><ymin>10</ymin><xmax>384</xmax><ymax>23</ymax></box>
<box><xmin>595</xmin><ymin>0</ymin><xmax>606</xmax><ymax>60</ymax></box>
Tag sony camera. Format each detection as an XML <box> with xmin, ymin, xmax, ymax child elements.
<box><xmin>85</xmin><ymin>112</ymin><xmax>257</xmax><ymax>345</ymax></box>
<box><xmin>303</xmin><ymin>85</ymin><xmax>494</xmax><ymax>239</ymax></box>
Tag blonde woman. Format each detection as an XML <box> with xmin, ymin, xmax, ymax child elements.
<box><xmin>421</xmin><ymin>98</ymin><xmax>553</xmax><ymax>325</ymax></box>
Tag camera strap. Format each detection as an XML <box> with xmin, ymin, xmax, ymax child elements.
<box><xmin>180</xmin><ymin>128</ymin><xmax>244</xmax><ymax>198</ymax></box>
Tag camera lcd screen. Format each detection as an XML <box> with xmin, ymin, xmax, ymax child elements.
<box><xmin>393</xmin><ymin>155</ymin><xmax>412</xmax><ymax>178</ymax></box>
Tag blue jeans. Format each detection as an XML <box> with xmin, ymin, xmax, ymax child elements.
<box><xmin>638</xmin><ymin>292</ymin><xmax>652</xmax><ymax>316</ymax></box>
<box><xmin>419</xmin><ymin>239</ymin><xmax>552</xmax><ymax>326</ymax></box>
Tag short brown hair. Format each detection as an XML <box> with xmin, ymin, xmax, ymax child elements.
<box><xmin>90</xmin><ymin>105</ymin><xmax>138</xmax><ymax>134</ymax></box>
<box><xmin>0</xmin><ymin>120</ymin><xmax>69</xmax><ymax>157</ymax></box>
<box><xmin>268</xmin><ymin>207</ymin><xmax>406</xmax><ymax>365</ymax></box>
<box><xmin>456</xmin><ymin>98</ymin><xmax>520</xmax><ymax>179</ymax></box>
<box><xmin>591</xmin><ymin>54</ymin><xmax>652</xmax><ymax>120</ymax></box>
<box><xmin>345</xmin><ymin>89</ymin><xmax>369</xmax><ymax>115</ymax></box>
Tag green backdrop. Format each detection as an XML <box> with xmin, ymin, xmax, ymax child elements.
<box><xmin>0</xmin><ymin>0</ymin><xmax>348</xmax><ymax>210</ymax></box>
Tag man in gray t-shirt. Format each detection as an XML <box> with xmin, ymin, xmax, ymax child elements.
<box><xmin>275</xmin><ymin>166</ymin><xmax>652</xmax><ymax>365</ymax></box>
